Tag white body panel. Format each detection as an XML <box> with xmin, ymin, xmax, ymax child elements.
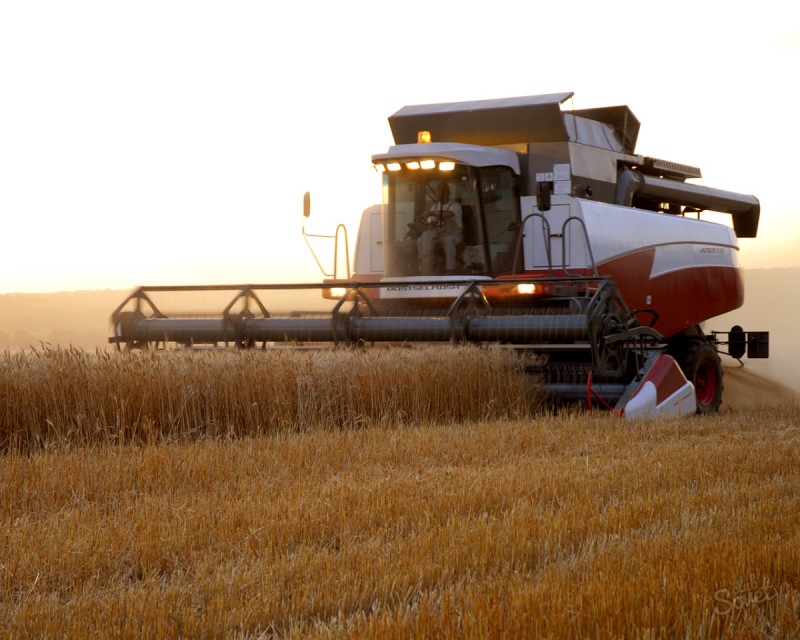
<box><xmin>353</xmin><ymin>205</ymin><xmax>383</xmax><ymax>276</ymax></box>
<box><xmin>520</xmin><ymin>196</ymin><xmax>740</xmax><ymax>274</ymax></box>
<box><xmin>624</xmin><ymin>379</ymin><xmax>697</xmax><ymax>420</ymax></box>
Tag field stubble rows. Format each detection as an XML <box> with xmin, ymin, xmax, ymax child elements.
<box><xmin>0</xmin><ymin>347</ymin><xmax>798</xmax><ymax>638</ymax></box>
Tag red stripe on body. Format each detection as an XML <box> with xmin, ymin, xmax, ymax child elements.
<box><xmin>597</xmin><ymin>250</ymin><xmax>743</xmax><ymax>340</ymax></box>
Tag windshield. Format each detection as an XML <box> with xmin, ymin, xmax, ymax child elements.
<box><xmin>381</xmin><ymin>163</ymin><xmax>520</xmax><ymax>277</ymax></box>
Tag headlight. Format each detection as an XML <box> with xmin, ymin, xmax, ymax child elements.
<box><xmin>322</xmin><ymin>286</ymin><xmax>348</xmax><ymax>300</ymax></box>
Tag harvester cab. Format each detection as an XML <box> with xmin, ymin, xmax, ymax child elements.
<box><xmin>111</xmin><ymin>92</ymin><xmax>769</xmax><ymax>418</ymax></box>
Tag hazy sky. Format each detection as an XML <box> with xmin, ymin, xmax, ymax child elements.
<box><xmin>2</xmin><ymin>1</ymin><xmax>799</xmax><ymax>293</ymax></box>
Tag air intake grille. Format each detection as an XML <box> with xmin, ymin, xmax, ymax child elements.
<box><xmin>644</xmin><ymin>157</ymin><xmax>702</xmax><ymax>180</ymax></box>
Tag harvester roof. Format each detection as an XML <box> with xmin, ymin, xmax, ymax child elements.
<box><xmin>388</xmin><ymin>92</ymin><xmax>640</xmax><ymax>154</ymax></box>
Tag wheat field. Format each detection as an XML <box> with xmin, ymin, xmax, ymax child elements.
<box><xmin>1</xmin><ymin>347</ymin><xmax>799</xmax><ymax>638</ymax></box>
<box><xmin>0</xmin><ymin>346</ymin><xmax>543</xmax><ymax>452</ymax></box>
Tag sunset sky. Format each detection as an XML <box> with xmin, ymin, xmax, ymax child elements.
<box><xmin>1</xmin><ymin>1</ymin><xmax>799</xmax><ymax>294</ymax></box>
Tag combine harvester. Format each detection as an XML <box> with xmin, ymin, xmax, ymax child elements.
<box><xmin>111</xmin><ymin>92</ymin><xmax>769</xmax><ymax>418</ymax></box>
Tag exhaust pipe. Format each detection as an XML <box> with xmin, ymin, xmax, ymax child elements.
<box><xmin>616</xmin><ymin>169</ymin><xmax>760</xmax><ymax>237</ymax></box>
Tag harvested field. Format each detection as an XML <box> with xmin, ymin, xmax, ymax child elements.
<box><xmin>1</xmin><ymin>347</ymin><xmax>798</xmax><ymax>638</ymax></box>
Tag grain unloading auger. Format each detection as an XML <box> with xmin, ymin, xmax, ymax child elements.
<box><xmin>111</xmin><ymin>92</ymin><xmax>769</xmax><ymax>418</ymax></box>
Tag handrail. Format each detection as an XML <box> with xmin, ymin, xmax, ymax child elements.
<box><xmin>512</xmin><ymin>213</ymin><xmax>553</xmax><ymax>275</ymax></box>
<box><xmin>560</xmin><ymin>216</ymin><xmax>599</xmax><ymax>277</ymax></box>
<box><xmin>302</xmin><ymin>223</ymin><xmax>351</xmax><ymax>279</ymax></box>
<box><xmin>510</xmin><ymin>210</ymin><xmax>599</xmax><ymax>278</ymax></box>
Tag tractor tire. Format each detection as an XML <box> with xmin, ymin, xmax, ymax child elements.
<box><xmin>680</xmin><ymin>340</ymin><xmax>723</xmax><ymax>414</ymax></box>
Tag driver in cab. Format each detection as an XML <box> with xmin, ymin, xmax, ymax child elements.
<box><xmin>418</xmin><ymin>181</ymin><xmax>462</xmax><ymax>274</ymax></box>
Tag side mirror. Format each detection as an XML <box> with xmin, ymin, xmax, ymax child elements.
<box><xmin>303</xmin><ymin>191</ymin><xmax>311</xmax><ymax>218</ymax></box>
<box><xmin>536</xmin><ymin>182</ymin><xmax>552</xmax><ymax>212</ymax></box>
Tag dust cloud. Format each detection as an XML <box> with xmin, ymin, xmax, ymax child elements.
<box><xmin>0</xmin><ymin>290</ymin><xmax>122</xmax><ymax>350</ymax></box>
<box><xmin>722</xmin><ymin>366</ymin><xmax>796</xmax><ymax>410</ymax></box>
<box><xmin>710</xmin><ymin>268</ymin><xmax>800</xmax><ymax>402</ymax></box>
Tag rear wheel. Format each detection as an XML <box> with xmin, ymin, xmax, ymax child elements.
<box><xmin>679</xmin><ymin>340</ymin><xmax>723</xmax><ymax>414</ymax></box>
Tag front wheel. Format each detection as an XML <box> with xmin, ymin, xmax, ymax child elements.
<box><xmin>679</xmin><ymin>340</ymin><xmax>723</xmax><ymax>414</ymax></box>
